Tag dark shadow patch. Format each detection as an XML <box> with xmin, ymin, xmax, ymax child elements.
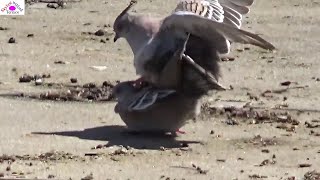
<box><xmin>32</xmin><ymin>125</ymin><xmax>201</xmax><ymax>150</ymax></box>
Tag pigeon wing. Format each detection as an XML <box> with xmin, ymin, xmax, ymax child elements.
<box><xmin>159</xmin><ymin>11</ymin><xmax>276</xmax><ymax>51</ymax></box>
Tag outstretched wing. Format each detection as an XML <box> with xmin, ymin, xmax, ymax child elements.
<box><xmin>159</xmin><ymin>11</ymin><xmax>275</xmax><ymax>52</ymax></box>
<box><xmin>173</xmin><ymin>0</ymin><xmax>255</xmax><ymax>29</ymax></box>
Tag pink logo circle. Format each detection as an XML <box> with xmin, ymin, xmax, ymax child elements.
<box><xmin>9</xmin><ymin>6</ymin><xmax>16</xmax><ymax>11</ymax></box>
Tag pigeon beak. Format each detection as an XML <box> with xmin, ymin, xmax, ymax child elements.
<box><xmin>114</xmin><ymin>33</ymin><xmax>119</xmax><ymax>42</ymax></box>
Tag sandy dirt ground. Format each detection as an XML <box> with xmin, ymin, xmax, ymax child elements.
<box><xmin>0</xmin><ymin>0</ymin><xmax>320</xmax><ymax>179</ymax></box>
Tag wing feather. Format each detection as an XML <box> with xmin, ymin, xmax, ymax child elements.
<box><xmin>174</xmin><ymin>0</ymin><xmax>254</xmax><ymax>29</ymax></box>
<box><xmin>221</xmin><ymin>0</ymin><xmax>254</xmax><ymax>7</ymax></box>
<box><xmin>160</xmin><ymin>12</ymin><xmax>275</xmax><ymax>51</ymax></box>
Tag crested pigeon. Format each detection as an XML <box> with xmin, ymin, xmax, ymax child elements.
<box><xmin>113</xmin><ymin>38</ymin><xmax>215</xmax><ymax>134</ymax></box>
<box><xmin>113</xmin><ymin>0</ymin><xmax>275</xmax><ymax>88</ymax></box>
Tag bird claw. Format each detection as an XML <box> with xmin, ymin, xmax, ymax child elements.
<box><xmin>171</xmin><ymin>129</ymin><xmax>186</xmax><ymax>137</ymax></box>
<box><xmin>176</xmin><ymin>129</ymin><xmax>186</xmax><ymax>134</ymax></box>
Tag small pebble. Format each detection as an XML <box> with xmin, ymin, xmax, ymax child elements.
<box><xmin>299</xmin><ymin>163</ymin><xmax>312</xmax><ymax>168</ymax></box>
<box><xmin>94</xmin><ymin>29</ymin><xmax>105</xmax><ymax>36</ymax></box>
<box><xmin>83</xmin><ymin>83</ymin><xmax>96</xmax><ymax>88</ymax></box>
<box><xmin>19</xmin><ymin>74</ymin><xmax>33</xmax><ymax>83</ymax></box>
<box><xmin>8</xmin><ymin>37</ymin><xmax>16</xmax><ymax>43</ymax></box>
<box><xmin>48</xmin><ymin>174</ymin><xmax>55</xmax><ymax>179</ymax></box>
<box><xmin>27</xmin><ymin>34</ymin><xmax>34</xmax><ymax>37</ymax></box>
<box><xmin>0</xmin><ymin>27</ymin><xmax>8</xmax><ymax>30</ymax></box>
<box><xmin>280</xmin><ymin>81</ymin><xmax>291</xmax><ymax>86</ymax></box>
<box><xmin>70</xmin><ymin>78</ymin><xmax>78</xmax><ymax>83</ymax></box>
<box><xmin>35</xmin><ymin>78</ymin><xmax>43</xmax><ymax>86</ymax></box>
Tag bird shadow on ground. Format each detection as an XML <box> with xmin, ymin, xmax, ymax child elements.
<box><xmin>32</xmin><ymin>125</ymin><xmax>201</xmax><ymax>150</ymax></box>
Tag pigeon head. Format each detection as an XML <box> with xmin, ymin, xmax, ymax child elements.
<box><xmin>113</xmin><ymin>0</ymin><xmax>137</xmax><ymax>42</ymax></box>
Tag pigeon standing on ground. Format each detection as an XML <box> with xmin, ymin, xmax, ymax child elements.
<box><xmin>113</xmin><ymin>37</ymin><xmax>219</xmax><ymax>135</ymax></box>
<box><xmin>112</xmin><ymin>0</ymin><xmax>276</xmax><ymax>134</ymax></box>
<box><xmin>113</xmin><ymin>0</ymin><xmax>275</xmax><ymax>88</ymax></box>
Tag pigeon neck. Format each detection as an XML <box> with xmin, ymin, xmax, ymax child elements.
<box><xmin>124</xmin><ymin>28</ymin><xmax>150</xmax><ymax>56</ymax></box>
<box><xmin>123</xmin><ymin>16</ymin><xmax>156</xmax><ymax>56</ymax></box>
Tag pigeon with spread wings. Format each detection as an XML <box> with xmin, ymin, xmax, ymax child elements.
<box><xmin>113</xmin><ymin>0</ymin><xmax>275</xmax><ymax>88</ymax></box>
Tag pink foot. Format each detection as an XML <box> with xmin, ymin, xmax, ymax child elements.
<box><xmin>176</xmin><ymin>129</ymin><xmax>186</xmax><ymax>134</ymax></box>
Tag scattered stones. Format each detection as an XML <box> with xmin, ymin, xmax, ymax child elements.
<box><xmin>111</xmin><ymin>146</ymin><xmax>129</xmax><ymax>156</ymax></box>
<box><xmin>84</xmin><ymin>152</ymin><xmax>100</xmax><ymax>157</ymax></box>
<box><xmin>256</xmin><ymin>157</ymin><xmax>276</xmax><ymax>167</ymax></box>
<box><xmin>8</xmin><ymin>37</ymin><xmax>16</xmax><ymax>43</ymax></box>
<box><xmin>247</xmin><ymin>92</ymin><xmax>259</xmax><ymax>101</ymax></box>
<box><xmin>91</xmin><ymin>144</ymin><xmax>105</xmax><ymax>150</ymax></box>
<box><xmin>83</xmin><ymin>82</ymin><xmax>96</xmax><ymax>88</ymax></box>
<box><xmin>47</xmin><ymin>2</ymin><xmax>65</xmax><ymax>9</ymax></box>
<box><xmin>0</xmin><ymin>151</ymin><xmax>81</xmax><ymax>164</ymax></box>
<box><xmin>304</xmin><ymin>170</ymin><xmax>320</xmax><ymax>180</ymax></box>
<box><xmin>94</xmin><ymin>29</ymin><xmax>106</xmax><ymax>36</ymax></box>
<box><xmin>19</xmin><ymin>74</ymin><xmax>33</xmax><ymax>83</ymax></box>
<box><xmin>70</xmin><ymin>78</ymin><xmax>78</xmax><ymax>83</ymax></box>
<box><xmin>299</xmin><ymin>163</ymin><xmax>312</xmax><ymax>168</ymax></box>
<box><xmin>48</xmin><ymin>174</ymin><xmax>55</xmax><ymax>179</ymax></box>
<box><xmin>245</xmin><ymin>135</ymin><xmax>277</xmax><ymax>147</ymax></box>
<box><xmin>280</xmin><ymin>81</ymin><xmax>292</xmax><ymax>86</ymax></box>
<box><xmin>12</xmin><ymin>80</ymin><xmax>116</xmax><ymax>102</ymax></box>
<box><xmin>192</xmin><ymin>164</ymin><xmax>208</xmax><ymax>175</ymax></box>
<box><xmin>54</xmin><ymin>60</ymin><xmax>69</xmax><ymax>64</ymax></box>
<box><xmin>27</xmin><ymin>34</ymin><xmax>34</xmax><ymax>37</ymax></box>
<box><xmin>202</xmin><ymin>105</ymin><xmax>300</xmax><ymax>125</ymax></box>
<box><xmin>249</xmin><ymin>174</ymin><xmax>268</xmax><ymax>179</ymax></box>
<box><xmin>90</xmin><ymin>66</ymin><xmax>107</xmax><ymax>71</ymax></box>
<box><xmin>305</xmin><ymin>121</ymin><xmax>320</xmax><ymax>128</ymax></box>
<box><xmin>0</xmin><ymin>27</ymin><xmax>9</xmax><ymax>30</ymax></box>
<box><xmin>19</xmin><ymin>73</ymin><xmax>50</xmax><ymax>83</ymax></box>
<box><xmin>261</xmin><ymin>149</ymin><xmax>270</xmax><ymax>153</ymax></box>
<box><xmin>276</xmin><ymin>124</ymin><xmax>296</xmax><ymax>132</ymax></box>
<box><xmin>216</xmin><ymin>159</ymin><xmax>226</xmax><ymax>162</ymax></box>
<box><xmin>35</xmin><ymin>78</ymin><xmax>44</xmax><ymax>86</ymax></box>
<box><xmin>6</xmin><ymin>166</ymin><xmax>11</xmax><ymax>171</ymax></box>
<box><xmin>81</xmin><ymin>173</ymin><xmax>93</xmax><ymax>180</ymax></box>
<box><xmin>221</xmin><ymin>57</ymin><xmax>235</xmax><ymax>61</ymax></box>
<box><xmin>286</xmin><ymin>176</ymin><xmax>296</xmax><ymax>180</ymax></box>
<box><xmin>225</xmin><ymin>116</ymin><xmax>239</xmax><ymax>125</ymax></box>
<box><xmin>100</xmin><ymin>39</ymin><xmax>106</xmax><ymax>43</ymax></box>
<box><xmin>0</xmin><ymin>154</ymin><xmax>16</xmax><ymax>163</ymax></box>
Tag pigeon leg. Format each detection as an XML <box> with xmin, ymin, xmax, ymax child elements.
<box><xmin>171</xmin><ymin>129</ymin><xmax>186</xmax><ymax>137</ymax></box>
<box><xmin>176</xmin><ymin>129</ymin><xmax>186</xmax><ymax>134</ymax></box>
